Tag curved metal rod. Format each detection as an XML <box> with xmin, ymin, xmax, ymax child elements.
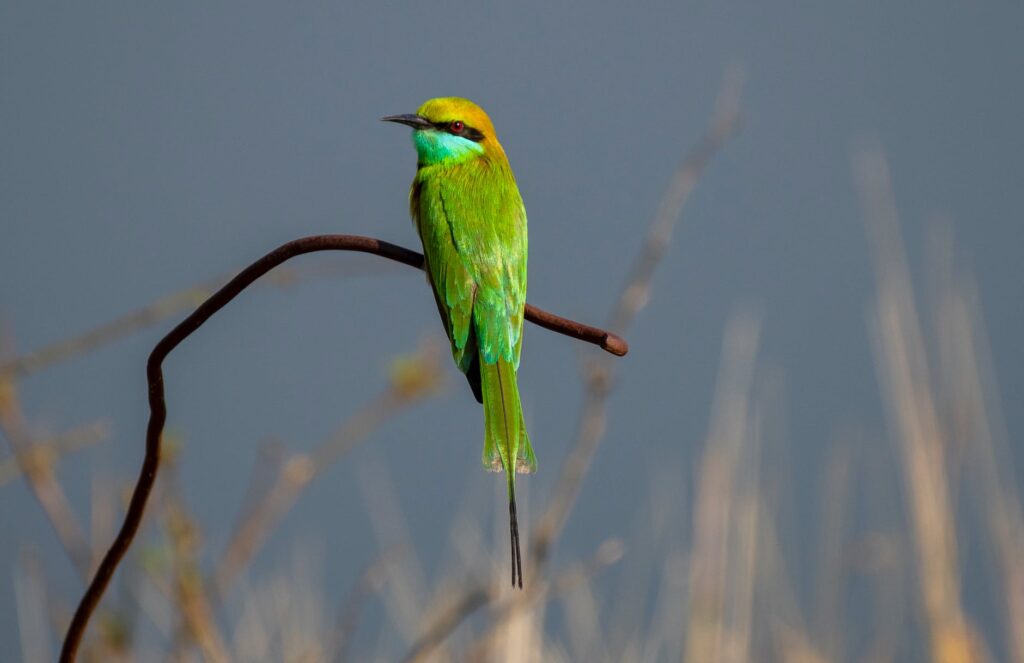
<box><xmin>60</xmin><ymin>234</ymin><xmax>627</xmax><ymax>661</ymax></box>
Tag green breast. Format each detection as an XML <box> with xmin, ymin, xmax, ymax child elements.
<box><xmin>412</xmin><ymin>158</ymin><xmax>528</xmax><ymax>368</ymax></box>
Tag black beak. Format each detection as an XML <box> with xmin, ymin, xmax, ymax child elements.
<box><xmin>381</xmin><ymin>114</ymin><xmax>432</xmax><ymax>130</ymax></box>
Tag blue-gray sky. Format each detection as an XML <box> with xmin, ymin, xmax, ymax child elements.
<box><xmin>2</xmin><ymin>1</ymin><xmax>1022</xmax><ymax>657</ymax></box>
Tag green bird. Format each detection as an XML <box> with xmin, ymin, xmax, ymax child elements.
<box><xmin>384</xmin><ymin>97</ymin><xmax>535</xmax><ymax>588</ymax></box>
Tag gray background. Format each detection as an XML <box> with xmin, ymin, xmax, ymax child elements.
<box><xmin>2</xmin><ymin>1</ymin><xmax>1022</xmax><ymax>659</ymax></box>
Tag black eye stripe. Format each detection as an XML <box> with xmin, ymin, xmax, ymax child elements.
<box><xmin>432</xmin><ymin>121</ymin><xmax>485</xmax><ymax>143</ymax></box>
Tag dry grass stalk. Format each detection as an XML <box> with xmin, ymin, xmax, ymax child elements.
<box><xmin>858</xmin><ymin>144</ymin><xmax>982</xmax><ymax>663</ymax></box>
<box><xmin>683</xmin><ymin>311</ymin><xmax>761</xmax><ymax>663</ymax></box>
<box><xmin>0</xmin><ymin>419</ymin><xmax>110</xmax><ymax>487</ymax></box>
<box><xmin>0</xmin><ymin>374</ymin><xmax>93</xmax><ymax>578</ymax></box>
<box><xmin>165</xmin><ymin>503</ymin><xmax>231</xmax><ymax>663</ymax></box>
<box><xmin>932</xmin><ymin>243</ymin><xmax>1024</xmax><ymax>663</ymax></box>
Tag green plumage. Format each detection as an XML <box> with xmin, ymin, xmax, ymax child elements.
<box><xmin>386</xmin><ymin>97</ymin><xmax>535</xmax><ymax>587</ymax></box>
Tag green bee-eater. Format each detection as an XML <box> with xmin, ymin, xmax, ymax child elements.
<box><xmin>384</xmin><ymin>97</ymin><xmax>535</xmax><ymax>588</ymax></box>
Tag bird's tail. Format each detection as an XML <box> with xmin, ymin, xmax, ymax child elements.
<box><xmin>480</xmin><ymin>357</ymin><xmax>536</xmax><ymax>588</ymax></box>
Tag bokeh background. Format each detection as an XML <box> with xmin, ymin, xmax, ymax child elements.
<box><xmin>2</xmin><ymin>2</ymin><xmax>1022</xmax><ymax>661</ymax></box>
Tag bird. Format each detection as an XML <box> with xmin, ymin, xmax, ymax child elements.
<box><xmin>383</xmin><ymin>97</ymin><xmax>535</xmax><ymax>588</ymax></box>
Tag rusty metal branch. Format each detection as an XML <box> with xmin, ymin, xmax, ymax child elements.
<box><xmin>59</xmin><ymin>233</ymin><xmax>628</xmax><ymax>662</ymax></box>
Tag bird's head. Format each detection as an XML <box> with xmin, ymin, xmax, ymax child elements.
<box><xmin>382</xmin><ymin>97</ymin><xmax>505</xmax><ymax>166</ymax></box>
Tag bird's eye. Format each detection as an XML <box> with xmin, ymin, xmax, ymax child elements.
<box><xmin>449</xmin><ymin>121</ymin><xmax>464</xmax><ymax>134</ymax></box>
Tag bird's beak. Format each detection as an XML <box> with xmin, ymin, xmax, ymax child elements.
<box><xmin>381</xmin><ymin>114</ymin><xmax>432</xmax><ymax>130</ymax></box>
